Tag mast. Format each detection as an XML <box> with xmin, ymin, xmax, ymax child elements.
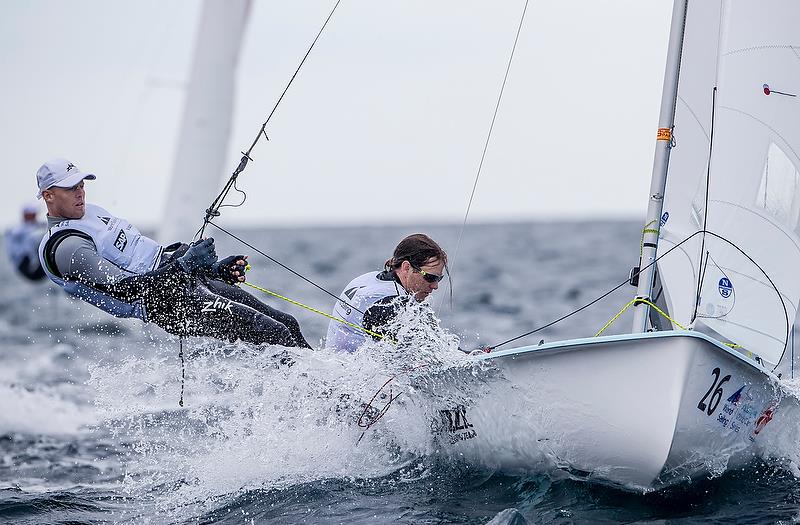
<box><xmin>158</xmin><ymin>0</ymin><xmax>250</xmax><ymax>244</ymax></box>
<box><xmin>631</xmin><ymin>0</ymin><xmax>689</xmax><ymax>333</ymax></box>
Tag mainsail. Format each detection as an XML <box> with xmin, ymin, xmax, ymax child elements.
<box><xmin>657</xmin><ymin>0</ymin><xmax>800</xmax><ymax>365</ymax></box>
<box><xmin>158</xmin><ymin>0</ymin><xmax>250</xmax><ymax>244</ymax></box>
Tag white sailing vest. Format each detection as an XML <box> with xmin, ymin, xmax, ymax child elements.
<box><xmin>38</xmin><ymin>203</ymin><xmax>163</xmax><ymax>319</ymax></box>
<box><xmin>325</xmin><ymin>271</ymin><xmax>407</xmax><ymax>353</ymax></box>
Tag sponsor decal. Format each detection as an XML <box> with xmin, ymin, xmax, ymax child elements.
<box><xmin>201</xmin><ymin>297</ymin><xmax>234</xmax><ymax>314</ymax></box>
<box><xmin>656</xmin><ymin>127</ymin><xmax>672</xmax><ymax>141</ymax></box>
<box><xmin>339</xmin><ymin>286</ymin><xmax>364</xmax><ymax>316</ymax></box>
<box><xmin>713</xmin><ymin>384</ymin><xmax>757</xmax><ymax>433</ymax></box>
<box><xmin>344</xmin><ymin>286</ymin><xmax>363</xmax><ymax>300</ymax></box>
<box><xmin>701</xmin><ymin>379</ymin><xmax>773</xmax><ymax>439</ymax></box>
<box><xmin>337</xmin><ymin>300</ymin><xmax>352</xmax><ymax>316</ymax></box>
<box><xmin>726</xmin><ymin>385</ymin><xmax>746</xmax><ymax>406</ymax></box>
<box><xmin>113</xmin><ymin>230</ymin><xmax>128</xmax><ymax>252</ymax></box>
<box><xmin>660</xmin><ymin>211</ymin><xmax>669</xmax><ymax>227</ymax></box>
<box><xmin>718</xmin><ymin>277</ymin><xmax>733</xmax><ymax>298</ymax></box>
<box><xmin>433</xmin><ymin>405</ymin><xmax>478</xmax><ymax>445</ymax></box>
<box><xmin>99</xmin><ymin>216</ymin><xmax>111</xmax><ymax>225</ymax></box>
<box><xmin>730</xmin><ymin>401</ymin><xmax>758</xmax><ymax>434</ymax></box>
<box><xmin>751</xmin><ymin>406</ymin><xmax>775</xmax><ymax>438</ymax></box>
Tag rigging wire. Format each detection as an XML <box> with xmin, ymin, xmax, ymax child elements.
<box><xmin>702</xmin><ymin>231</ymin><xmax>790</xmax><ymax>371</ymax></box>
<box><xmin>692</xmin><ymin>86</ymin><xmax>717</xmax><ymax>323</ymax></box>
<box><xmin>205</xmin><ymin>221</ymin><xmax>365</xmax><ymax>315</ymax></box>
<box><xmin>488</xmin><ymin>228</ymin><xmax>790</xmax><ymax>371</ymax></box>
<box><xmin>488</xmin><ymin>230</ymin><xmax>701</xmax><ymax>350</ymax></box>
<box><xmin>242</xmin><ymin>280</ymin><xmax>390</xmax><ymax>341</ymax></box>
<box><xmin>177</xmin><ymin>3</ymin><xmax>788</xmax><ymax>371</ymax></box>
<box><xmin>196</xmin><ymin>0</ymin><xmax>343</xmax><ymax>240</ymax></box>
<box><xmin>178</xmin><ymin>336</ymin><xmax>185</xmax><ymax>407</ymax></box>
<box><xmin>689</xmin><ymin>0</ymin><xmax>725</xmax><ymax>322</ymax></box>
<box><xmin>439</xmin><ymin>0</ymin><xmax>531</xmax><ymax>310</ymax></box>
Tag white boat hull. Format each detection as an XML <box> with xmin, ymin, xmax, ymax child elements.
<box><xmin>420</xmin><ymin>331</ymin><xmax>798</xmax><ymax>492</ymax></box>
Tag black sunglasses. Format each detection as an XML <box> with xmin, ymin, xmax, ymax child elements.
<box><xmin>411</xmin><ymin>264</ymin><xmax>445</xmax><ymax>283</ymax></box>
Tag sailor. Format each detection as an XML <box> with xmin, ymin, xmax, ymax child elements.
<box><xmin>36</xmin><ymin>158</ymin><xmax>310</xmax><ymax>348</ymax></box>
<box><xmin>325</xmin><ymin>233</ymin><xmax>448</xmax><ymax>352</ymax></box>
<box><xmin>5</xmin><ymin>203</ymin><xmax>47</xmax><ymax>281</ymax></box>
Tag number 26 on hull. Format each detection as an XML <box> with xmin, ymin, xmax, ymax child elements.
<box><xmin>698</xmin><ymin>367</ymin><xmax>731</xmax><ymax>417</ymax></box>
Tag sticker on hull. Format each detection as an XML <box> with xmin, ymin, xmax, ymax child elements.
<box><xmin>433</xmin><ymin>405</ymin><xmax>477</xmax><ymax>444</ymax></box>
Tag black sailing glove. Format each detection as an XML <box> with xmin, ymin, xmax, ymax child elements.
<box><xmin>177</xmin><ymin>238</ymin><xmax>218</xmax><ymax>273</ymax></box>
<box><xmin>210</xmin><ymin>255</ymin><xmax>248</xmax><ymax>284</ymax></box>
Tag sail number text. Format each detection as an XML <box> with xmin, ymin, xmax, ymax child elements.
<box><xmin>697</xmin><ymin>367</ymin><xmax>731</xmax><ymax>416</ymax></box>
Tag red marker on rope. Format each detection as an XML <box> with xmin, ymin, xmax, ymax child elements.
<box><xmin>763</xmin><ymin>83</ymin><xmax>796</xmax><ymax>97</ymax></box>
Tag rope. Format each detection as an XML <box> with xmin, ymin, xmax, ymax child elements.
<box><xmin>355</xmin><ymin>363</ymin><xmax>430</xmax><ymax>445</ymax></box>
<box><xmin>207</xmin><ymin>221</ymin><xmax>363</xmax><ymax>315</ymax></box>
<box><xmin>692</xmin><ymin>86</ymin><xmax>718</xmax><ymax>322</ymax></box>
<box><xmin>486</xmin><ymin>230</ymin><xmax>708</xmax><ymax>350</ymax></box>
<box><xmin>355</xmin><ymin>376</ymin><xmax>403</xmax><ymax>445</ymax></box>
<box><xmin>197</xmin><ymin>0</ymin><xmax>342</xmax><ymax>239</ymax></box>
<box><xmin>595</xmin><ymin>297</ymin><xmax>744</xmax><ymax>350</ymax></box>
<box><xmin>241</xmin><ymin>281</ymin><xmax>392</xmax><ymax>343</ymax></box>
<box><xmin>594</xmin><ymin>298</ymin><xmax>687</xmax><ymax>337</ymax></box>
<box><xmin>444</xmin><ymin>0</ymin><xmax>530</xmax><ymax>308</ymax></box>
<box><xmin>178</xmin><ymin>336</ymin><xmax>185</xmax><ymax>407</ymax></box>
<box><xmin>640</xmin><ymin>220</ymin><xmax>659</xmax><ymax>256</ymax></box>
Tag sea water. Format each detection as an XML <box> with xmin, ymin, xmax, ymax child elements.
<box><xmin>2</xmin><ymin>221</ymin><xmax>800</xmax><ymax>524</ymax></box>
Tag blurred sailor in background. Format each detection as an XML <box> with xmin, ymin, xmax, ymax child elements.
<box><xmin>5</xmin><ymin>203</ymin><xmax>47</xmax><ymax>281</ymax></box>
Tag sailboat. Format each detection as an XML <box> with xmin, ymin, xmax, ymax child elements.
<box><xmin>158</xmin><ymin>0</ymin><xmax>800</xmax><ymax>493</ymax></box>
<box><xmin>421</xmin><ymin>0</ymin><xmax>800</xmax><ymax>492</ymax></box>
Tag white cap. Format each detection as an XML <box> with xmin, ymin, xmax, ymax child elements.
<box><xmin>22</xmin><ymin>203</ymin><xmax>38</xmax><ymax>215</ymax></box>
<box><xmin>36</xmin><ymin>158</ymin><xmax>96</xmax><ymax>199</ymax></box>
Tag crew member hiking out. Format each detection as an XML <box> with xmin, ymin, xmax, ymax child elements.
<box><xmin>36</xmin><ymin>158</ymin><xmax>310</xmax><ymax>348</ymax></box>
<box><xmin>326</xmin><ymin>233</ymin><xmax>448</xmax><ymax>352</ymax></box>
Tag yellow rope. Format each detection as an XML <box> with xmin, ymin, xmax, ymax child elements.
<box><xmin>241</xmin><ymin>281</ymin><xmax>391</xmax><ymax>342</ymax></box>
<box><xmin>595</xmin><ymin>298</ymin><xmax>689</xmax><ymax>337</ymax></box>
<box><xmin>639</xmin><ymin>220</ymin><xmax>659</xmax><ymax>256</ymax></box>
<box><xmin>242</xmin><ymin>270</ymin><xmax>745</xmax><ymax>353</ymax></box>
<box><xmin>595</xmin><ymin>297</ymin><xmax>743</xmax><ymax>349</ymax></box>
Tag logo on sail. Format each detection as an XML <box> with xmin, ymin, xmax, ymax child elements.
<box><xmin>718</xmin><ymin>277</ymin><xmax>733</xmax><ymax>298</ymax></box>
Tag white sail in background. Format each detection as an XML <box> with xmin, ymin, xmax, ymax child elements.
<box><xmin>158</xmin><ymin>0</ymin><xmax>250</xmax><ymax>244</ymax></box>
<box><xmin>657</xmin><ymin>0</ymin><xmax>800</xmax><ymax>365</ymax></box>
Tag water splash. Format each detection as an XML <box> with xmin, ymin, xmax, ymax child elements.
<box><xmin>87</xmin><ymin>299</ymin><xmax>488</xmax><ymax>520</ymax></box>
<box><xmin>0</xmin><ymin>382</ymin><xmax>98</xmax><ymax>435</ymax></box>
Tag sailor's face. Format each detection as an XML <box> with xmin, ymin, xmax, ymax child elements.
<box><xmin>402</xmin><ymin>257</ymin><xmax>445</xmax><ymax>302</ymax></box>
<box><xmin>44</xmin><ymin>181</ymin><xmax>86</xmax><ymax>219</ymax></box>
